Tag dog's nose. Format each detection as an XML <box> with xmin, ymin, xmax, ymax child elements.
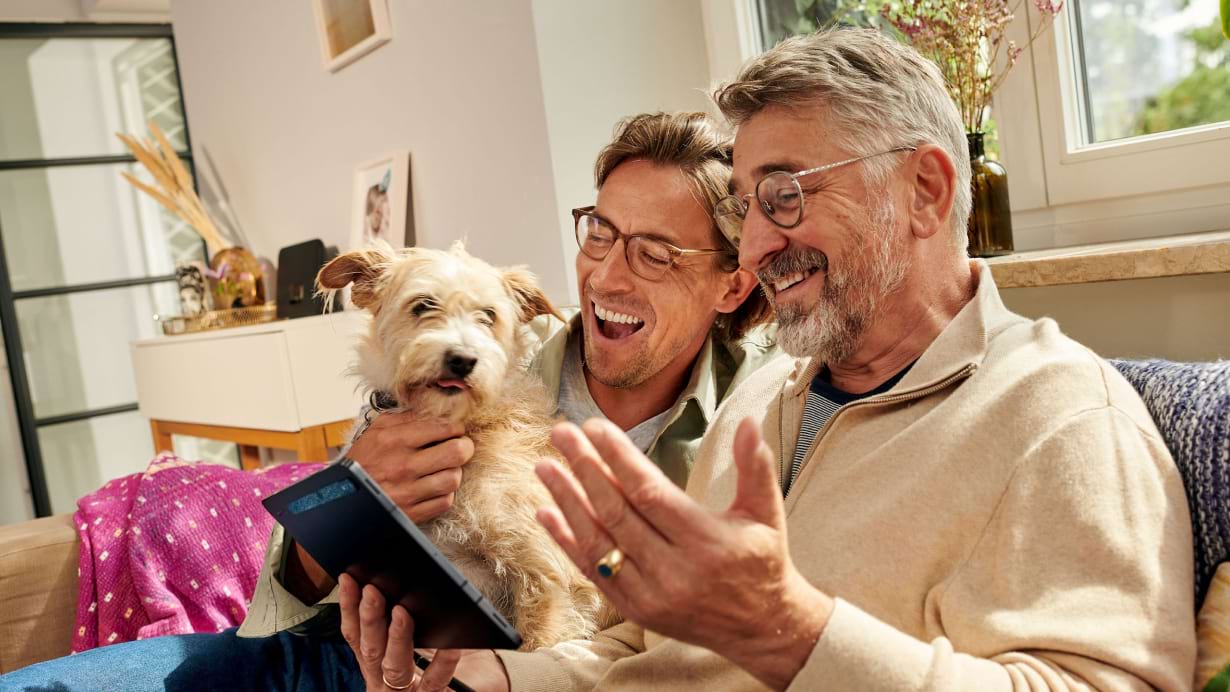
<box><xmin>445</xmin><ymin>351</ymin><xmax>478</xmax><ymax>378</ymax></box>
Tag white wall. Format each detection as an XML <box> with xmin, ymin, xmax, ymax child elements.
<box><xmin>169</xmin><ymin>0</ymin><xmax>717</xmax><ymax>308</ymax></box>
<box><xmin>1000</xmin><ymin>273</ymin><xmax>1230</xmax><ymax>362</ymax></box>
<box><xmin>531</xmin><ymin>0</ymin><xmax>715</xmax><ymax>304</ymax></box>
<box><xmin>0</xmin><ymin>0</ymin><xmax>89</xmax><ymax>21</ymax></box>
<box><xmin>0</xmin><ymin>0</ymin><xmax>166</xmax><ymax>22</ymax></box>
<box><xmin>169</xmin><ymin>0</ymin><xmax>570</xmax><ymax>302</ymax></box>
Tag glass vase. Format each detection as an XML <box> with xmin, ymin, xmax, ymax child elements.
<box><xmin>966</xmin><ymin>132</ymin><xmax>1014</xmax><ymax>257</ymax></box>
<box><xmin>208</xmin><ymin>247</ymin><xmax>266</xmax><ymax>309</ymax></box>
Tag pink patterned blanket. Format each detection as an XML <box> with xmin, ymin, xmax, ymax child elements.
<box><xmin>72</xmin><ymin>453</ymin><xmax>323</xmax><ymax>651</ymax></box>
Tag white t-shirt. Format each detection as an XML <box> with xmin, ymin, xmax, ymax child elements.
<box><xmin>556</xmin><ymin>335</ymin><xmax>672</xmax><ymax>454</ymax></box>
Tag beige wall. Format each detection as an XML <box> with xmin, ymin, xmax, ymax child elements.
<box><xmin>0</xmin><ymin>0</ymin><xmax>167</xmax><ymax>21</ymax></box>
<box><xmin>0</xmin><ymin>0</ymin><xmax>88</xmax><ymax>20</ymax></box>
<box><xmin>531</xmin><ymin>0</ymin><xmax>714</xmax><ymax>304</ymax></box>
<box><xmin>169</xmin><ymin>0</ymin><xmax>571</xmax><ymax>301</ymax></box>
<box><xmin>1000</xmin><ymin>273</ymin><xmax>1230</xmax><ymax>362</ymax></box>
<box><xmin>172</xmin><ymin>0</ymin><xmax>718</xmax><ymax>307</ymax></box>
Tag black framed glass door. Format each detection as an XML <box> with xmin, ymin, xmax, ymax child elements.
<box><xmin>0</xmin><ymin>22</ymin><xmax>205</xmax><ymax>517</ymax></box>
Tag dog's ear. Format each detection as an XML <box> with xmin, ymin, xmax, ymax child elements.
<box><xmin>316</xmin><ymin>247</ymin><xmax>392</xmax><ymax>310</ymax></box>
<box><xmin>503</xmin><ymin>267</ymin><xmax>564</xmax><ymax>324</ymax></box>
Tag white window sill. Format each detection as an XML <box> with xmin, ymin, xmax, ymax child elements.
<box><xmin>985</xmin><ymin>229</ymin><xmax>1230</xmax><ymax>289</ymax></box>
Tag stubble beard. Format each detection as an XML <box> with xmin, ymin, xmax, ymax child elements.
<box><xmin>768</xmin><ymin>199</ymin><xmax>909</xmax><ymax>362</ymax></box>
<box><xmin>584</xmin><ymin>333</ymin><xmax>653</xmax><ymax>388</ymax></box>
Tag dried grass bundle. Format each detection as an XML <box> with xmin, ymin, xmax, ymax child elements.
<box><xmin>117</xmin><ymin>121</ymin><xmax>228</xmax><ymax>254</ymax></box>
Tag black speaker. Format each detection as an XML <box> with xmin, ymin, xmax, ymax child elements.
<box><xmin>277</xmin><ymin>239</ymin><xmax>341</xmax><ymax>319</ymax></box>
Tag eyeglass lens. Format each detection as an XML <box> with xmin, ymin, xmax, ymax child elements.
<box><xmin>756</xmin><ymin>172</ymin><xmax>803</xmax><ymax>228</ymax></box>
<box><xmin>714</xmin><ymin>170</ymin><xmax>804</xmax><ymax>241</ymax></box>
<box><xmin>575</xmin><ymin>214</ymin><xmax>675</xmax><ymax>280</ymax></box>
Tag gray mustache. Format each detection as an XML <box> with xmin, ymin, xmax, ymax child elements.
<box><xmin>757</xmin><ymin>248</ymin><xmax>829</xmax><ymax>286</ymax></box>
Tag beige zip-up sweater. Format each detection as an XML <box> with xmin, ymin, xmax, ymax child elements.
<box><xmin>497</xmin><ymin>261</ymin><xmax>1196</xmax><ymax>691</ymax></box>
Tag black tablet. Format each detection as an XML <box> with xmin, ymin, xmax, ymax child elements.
<box><xmin>262</xmin><ymin>458</ymin><xmax>523</xmax><ymax>651</ymax></box>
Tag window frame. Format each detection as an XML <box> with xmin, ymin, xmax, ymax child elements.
<box><xmin>1024</xmin><ymin>1</ymin><xmax>1230</xmax><ymax>204</ymax></box>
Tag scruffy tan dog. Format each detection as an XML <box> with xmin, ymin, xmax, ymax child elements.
<box><xmin>316</xmin><ymin>242</ymin><xmax>616</xmax><ymax>650</ymax></box>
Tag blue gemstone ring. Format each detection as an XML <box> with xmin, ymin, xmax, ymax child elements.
<box><xmin>595</xmin><ymin>547</ymin><xmax>624</xmax><ymax>579</ymax></box>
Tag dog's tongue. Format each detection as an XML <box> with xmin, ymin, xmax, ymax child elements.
<box><xmin>600</xmin><ymin>319</ymin><xmax>641</xmax><ymax>340</ymax></box>
<box><xmin>436</xmin><ymin>378</ymin><xmax>467</xmax><ymax>389</ymax></box>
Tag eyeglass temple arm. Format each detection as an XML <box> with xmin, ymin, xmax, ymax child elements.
<box><xmin>792</xmin><ymin>146</ymin><xmax>917</xmax><ymax>178</ymax></box>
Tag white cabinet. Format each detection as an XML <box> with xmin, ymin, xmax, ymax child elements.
<box><xmin>130</xmin><ymin>312</ymin><xmax>368</xmax><ymax>465</ymax></box>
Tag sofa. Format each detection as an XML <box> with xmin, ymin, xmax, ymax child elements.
<box><xmin>0</xmin><ymin>514</ymin><xmax>78</xmax><ymax>674</ymax></box>
<box><xmin>1</xmin><ymin>359</ymin><xmax>1227</xmax><ymax>678</ymax></box>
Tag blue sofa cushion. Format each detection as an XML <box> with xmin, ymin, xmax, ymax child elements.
<box><xmin>1112</xmin><ymin>359</ymin><xmax>1230</xmax><ymax>607</ymax></box>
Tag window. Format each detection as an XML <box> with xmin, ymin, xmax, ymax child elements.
<box><xmin>753</xmin><ymin>0</ymin><xmax>877</xmax><ymax>48</ymax></box>
<box><xmin>0</xmin><ymin>23</ymin><xmax>231</xmax><ymax>518</ymax></box>
<box><xmin>1014</xmin><ymin>0</ymin><xmax>1230</xmax><ymax>242</ymax></box>
<box><xmin>703</xmin><ymin>0</ymin><xmax>1230</xmax><ymax>248</ymax></box>
<box><xmin>1070</xmin><ymin>0</ymin><xmax>1230</xmax><ymax>145</ymax></box>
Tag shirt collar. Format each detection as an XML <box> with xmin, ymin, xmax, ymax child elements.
<box><xmin>681</xmin><ymin>334</ymin><xmax>719</xmax><ymax>424</ymax></box>
<box><xmin>786</xmin><ymin>259</ymin><xmax>1011</xmax><ymax>397</ymax></box>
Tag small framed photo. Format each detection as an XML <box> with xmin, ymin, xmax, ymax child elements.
<box><xmin>175</xmin><ymin>261</ymin><xmax>210</xmax><ymax>317</ymax></box>
<box><xmin>312</xmin><ymin>0</ymin><xmax>392</xmax><ymax>73</ymax></box>
<box><xmin>350</xmin><ymin>152</ymin><xmax>415</xmax><ymax>249</ymax></box>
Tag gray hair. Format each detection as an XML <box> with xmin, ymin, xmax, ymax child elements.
<box><xmin>714</xmin><ymin>28</ymin><xmax>971</xmax><ymax>251</ymax></box>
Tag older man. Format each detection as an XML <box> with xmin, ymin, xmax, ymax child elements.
<box><xmin>402</xmin><ymin>29</ymin><xmax>1196</xmax><ymax>692</ymax></box>
<box><xmin>0</xmin><ymin>112</ymin><xmax>776</xmax><ymax>691</ymax></box>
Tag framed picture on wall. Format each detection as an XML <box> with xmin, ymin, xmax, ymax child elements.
<box><xmin>312</xmin><ymin>0</ymin><xmax>392</xmax><ymax>73</ymax></box>
<box><xmin>349</xmin><ymin>152</ymin><xmax>415</xmax><ymax>249</ymax></box>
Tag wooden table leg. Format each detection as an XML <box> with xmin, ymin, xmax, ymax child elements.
<box><xmin>144</xmin><ymin>419</ymin><xmax>350</xmax><ymax>466</ymax></box>
<box><xmin>296</xmin><ymin>425</ymin><xmax>329</xmax><ymax>462</ymax></box>
<box><xmin>150</xmin><ymin>420</ymin><xmax>173</xmax><ymax>454</ymax></box>
<box><xmin>239</xmin><ymin>445</ymin><xmax>262</xmax><ymax>471</ymax></box>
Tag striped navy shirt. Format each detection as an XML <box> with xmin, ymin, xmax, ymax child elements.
<box><xmin>786</xmin><ymin>364</ymin><xmax>913</xmax><ymax>495</ymax></box>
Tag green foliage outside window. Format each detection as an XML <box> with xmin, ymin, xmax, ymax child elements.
<box><xmin>1136</xmin><ymin>19</ymin><xmax>1230</xmax><ymax>135</ymax></box>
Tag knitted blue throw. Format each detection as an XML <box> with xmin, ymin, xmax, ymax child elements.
<box><xmin>1112</xmin><ymin>359</ymin><xmax>1230</xmax><ymax>608</ymax></box>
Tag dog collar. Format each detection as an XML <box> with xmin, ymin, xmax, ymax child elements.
<box><xmin>369</xmin><ymin>391</ymin><xmax>399</xmax><ymax>412</ymax></box>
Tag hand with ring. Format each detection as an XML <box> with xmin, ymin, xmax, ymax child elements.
<box><xmin>534</xmin><ymin>417</ymin><xmax>836</xmax><ymax>690</ymax></box>
<box><xmin>338</xmin><ymin>573</ymin><xmax>512</xmax><ymax>691</ymax></box>
<box><xmin>338</xmin><ymin>573</ymin><xmax>463</xmax><ymax>691</ymax></box>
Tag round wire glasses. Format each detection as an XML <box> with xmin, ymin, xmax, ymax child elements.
<box><xmin>714</xmin><ymin>146</ymin><xmax>916</xmax><ymax>243</ymax></box>
<box><xmin>572</xmin><ymin>206</ymin><xmax>733</xmax><ymax>281</ymax></box>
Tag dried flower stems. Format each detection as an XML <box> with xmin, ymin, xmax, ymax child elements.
<box><xmin>117</xmin><ymin>121</ymin><xmax>228</xmax><ymax>254</ymax></box>
<box><xmin>881</xmin><ymin>0</ymin><xmax>1064</xmax><ymax>133</ymax></box>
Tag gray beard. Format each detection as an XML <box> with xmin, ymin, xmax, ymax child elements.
<box><xmin>765</xmin><ymin>200</ymin><xmax>908</xmax><ymax>362</ymax></box>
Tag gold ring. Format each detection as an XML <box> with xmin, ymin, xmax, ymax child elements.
<box><xmin>596</xmin><ymin>547</ymin><xmax>624</xmax><ymax>578</ymax></box>
<box><xmin>382</xmin><ymin>671</ymin><xmax>413</xmax><ymax>690</ymax></box>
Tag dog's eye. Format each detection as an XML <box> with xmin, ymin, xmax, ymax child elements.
<box><xmin>410</xmin><ymin>299</ymin><xmax>438</xmax><ymax>317</ymax></box>
<box><xmin>478</xmin><ymin>308</ymin><xmax>497</xmax><ymax>327</ymax></box>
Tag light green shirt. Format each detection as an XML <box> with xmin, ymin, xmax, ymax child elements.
<box><xmin>237</xmin><ymin>312</ymin><xmax>778</xmax><ymax>638</ymax></box>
